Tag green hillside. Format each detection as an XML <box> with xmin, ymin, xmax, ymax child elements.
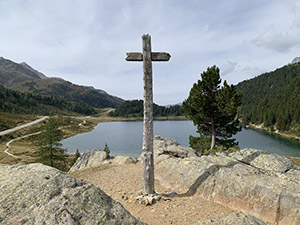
<box><xmin>109</xmin><ymin>99</ymin><xmax>184</xmax><ymax>117</ymax></box>
<box><xmin>0</xmin><ymin>57</ymin><xmax>124</xmax><ymax>108</ymax></box>
<box><xmin>9</xmin><ymin>78</ymin><xmax>124</xmax><ymax>108</ymax></box>
<box><xmin>0</xmin><ymin>85</ymin><xmax>95</xmax><ymax>116</ymax></box>
<box><xmin>236</xmin><ymin>62</ymin><xmax>300</xmax><ymax>134</ymax></box>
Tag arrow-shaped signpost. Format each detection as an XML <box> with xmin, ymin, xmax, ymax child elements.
<box><xmin>126</xmin><ymin>34</ymin><xmax>171</xmax><ymax>195</ymax></box>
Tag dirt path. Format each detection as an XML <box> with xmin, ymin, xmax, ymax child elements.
<box><xmin>0</xmin><ymin>116</ymin><xmax>48</xmax><ymax>136</ymax></box>
<box><xmin>73</xmin><ymin>162</ymin><xmax>234</xmax><ymax>225</ymax></box>
<box><xmin>4</xmin><ymin>131</ymin><xmax>41</xmax><ymax>158</ymax></box>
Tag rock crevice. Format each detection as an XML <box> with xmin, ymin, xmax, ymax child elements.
<box><xmin>153</xmin><ymin>136</ymin><xmax>300</xmax><ymax>225</ymax></box>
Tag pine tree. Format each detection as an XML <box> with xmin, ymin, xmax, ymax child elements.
<box><xmin>37</xmin><ymin>116</ymin><xmax>67</xmax><ymax>169</ymax></box>
<box><xmin>103</xmin><ymin>143</ymin><xmax>110</xmax><ymax>156</ymax></box>
<box><xmin>182</xmin><ymin>66</ymin><xmax>242</xmax><ymax>151</ymax></box>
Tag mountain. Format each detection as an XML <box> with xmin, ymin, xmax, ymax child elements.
<box><xmin>291</xmin><ymin>57</ymin><xmax>300</xmax><ymax>64</ymax></box>
<box><xmin>0</xmin><ymin>57</ymin><xmax>46</xmax><ymax>87</ymax></box>
<box><xmin>0</xmin><ymin>57</ymin><xmax>124</xmax><ymax>108</ymax></box>
<box><xmin>0</xmin><ymin>85</ymin><xmax>96</xmax><ymax>117</ymax></box>
<box><xmin>236</xmin><ymin>61</ymin><xmax>300</xmax><ymax>134</ymax></box>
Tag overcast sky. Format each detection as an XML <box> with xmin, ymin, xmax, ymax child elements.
<box><xmin>1</xmin><ymin>0</ymin><xmax>300</xmax><ymax>105</ymax></box>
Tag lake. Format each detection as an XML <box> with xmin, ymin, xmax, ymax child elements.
<box><xmin>61</xmin><ymin>120</ymin><xmax>300</xmax><ymax>158</ymax></box>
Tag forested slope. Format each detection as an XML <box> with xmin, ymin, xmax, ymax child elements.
<box><xmin>0</xmin><ymin>57</ymin><xmax>124</xmax><ymax>108</ymax></box>
<box><xmin>109</xmin><ymin>100</ymin><xmax>184</xmax><ymax>117</ymax></box>
<box><xmin>9</xmin><ymin>78</ymin><xmax>124</xmax><ymax>108</ymax></box>
<box><xmin>236</xmin><ymin>62</ymin><xmax>300</xmax><ymax>134</ymax></box>
<box><xmin>0</xmin><ymin>85</ymin><xmax>95</xmax><ymax>115</ymax></box>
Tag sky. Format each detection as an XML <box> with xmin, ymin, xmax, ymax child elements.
<box><xmin>0</xmin><ymin>0</ymin><xmax>300</xmax><ymax>105</ymax></box>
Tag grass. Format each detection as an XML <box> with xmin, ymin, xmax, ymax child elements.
<box><xmin>0</xmin><ymin>113</ymin><xmax>39</xmax><ymax>131</ymax></box>
<box><xmin>0</xmin><ymin>115</ymin><xmax>98</xmax><ymax>169</ymax></box>
<box><xmin>69</xmin><ymin>164</ymin><xmax>113</xmax><ymax>176</ymax></box>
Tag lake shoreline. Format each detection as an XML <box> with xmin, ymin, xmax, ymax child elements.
<box><xmin>247</xmin><ymin>123</ymin><xmax>300</xmax><ymax>142</ymax></box>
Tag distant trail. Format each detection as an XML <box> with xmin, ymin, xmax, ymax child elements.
<box><xmin>4</xmin><ymin>131</ymin><xmax>41</xmax><ymax>158</ymax></box>
<box><xmin>0</xmin><ymin>116</ymin><xmax>48</xmax><ymax>136</ymax></box>
<box><xmin>1</xmin><ymin>116</ymin><xmax>48</xmax><ymax>158</ymax></box>
<box><xmin>3</xmin><ymin>116</ymin><xmax>84</xmax><ymax>158</ymax></box>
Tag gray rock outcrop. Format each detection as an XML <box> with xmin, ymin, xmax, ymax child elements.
<box><xmin>69</xmin><ymin>149</ymin><xmax>108</xmax><ymax>173</ymax></box>
<box><xmin>153</xmin><ymin>135</ymin><xmax>197</xmax><ymax>158</ymax></box>
<box><xmin>113</xmin><ymin>155</ymin><xmax>135</xmax><ymax>165</ymax></box>
<box><xmin>0</xmin><ymin>163</ymin><xmax>145</xmax><ymax>225</ymax></box>
<box><xmin>154</xmin><ymin>139</ymin><xmax>300</xmax><ymax>225</ymax></box>
<box><xmin>195</xmin><ymin>212</ymin><xmax>267</xmax><ymax>225</ymax></box>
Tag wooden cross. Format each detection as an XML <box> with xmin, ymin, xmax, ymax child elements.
<box><xmin>126</xmin><ymin>34</ymin><xmax>171</xmax><ymax>195</ymax></box>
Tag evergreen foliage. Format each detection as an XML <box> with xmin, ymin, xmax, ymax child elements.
<box><xmin>70</xmin><ymin>149</ymin><xmax>81</xmax><ymax>167</ymax></box>
<box><xmin>0</xmin><ymin>85</ymin><xmax>95</xmax><ymax>115</ymax></box>
<box><xmin>9</xmin><ymin>78</ymin><xmax>124</xmax><ymax>109</ymax></box>
<box><xmin>37</xmin><ymin>117</ymin><xmax>67</xmax><ymax>170</ymax></box>
<box><xmin>103</xmin><ymin>143</ymin><xmax>110</xmax><ymax>156</ymax></box>
<box><xmin>183</xmin><ymin>66</ymin><xmax>242</xmax><ymax>151</ymax></box>
<box><xmin>236</xmin><ymin>62</ymin><xmax>300</xmax><ymax>134</ymax></box>
<box><xmin>109</xmin><ymin>100</ymin><xmax>184</xmax><ymax>117</ymax></box>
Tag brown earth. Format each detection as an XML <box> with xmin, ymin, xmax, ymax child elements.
<box><xmin>73</xmin><ymin>162</ymin><xmax>234</xmax><ymax>225</ymax></box>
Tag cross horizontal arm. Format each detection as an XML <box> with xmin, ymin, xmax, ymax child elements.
<box><xmin>126</xmin><ymin>52</ymin><xmax>171</xmax><ymax>62</ymax></box>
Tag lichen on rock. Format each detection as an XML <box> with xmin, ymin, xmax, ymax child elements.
<box><xmin>0</xmin><ymin>163</ymin><xmax>146</xmax><ymax>225</ymax></box>
<box><xmin>69</xmin><ymin>149</ymin><xmax>108</xmax><ymax>173</ymax></box>
<box><xmin>154</xmin><ymin>138</ymin><xmax>300</xmax><ymax>225</ymax></box>
<box><xmin>195</xmin><ymin>212</ymin><xmax>267</xmax><ymax>225</ymax></box>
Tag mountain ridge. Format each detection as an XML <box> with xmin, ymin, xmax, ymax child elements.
<box><xmin>0</xmin><ymin>57</ymin><xmax>124</xmax><ymax>108</ymax></box>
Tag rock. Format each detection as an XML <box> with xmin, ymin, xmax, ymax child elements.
<box><xmin>0</xmin><ymin>163</ymin><xmax>146</xmax><ymax>225</ymax></box>
<box><xmin>229</xmin><ymin>148</ymin><xmax>294</xmax><ymax>173</ymax></box>
<box><xmin>152</xmin><ymin>135</ymin><xmax>197</xmax><ymax>159</ymax></box>
<box><xmin>195</xmin><ymin>212</ymin><xmax>267</xmax><ymax>225</ymax></box>
<box><xmin>291</xmin><ymin>56</ymin><xmax>300</xmax><ymax>64</ymax></box>
<box><xmin>155</xmin><ymin>143</ymin><xmax>300</xmax><ymax>225</ymax></box>
<box><xmin>69</xmin><ymin>149</ymin><xmax>108</xmax><ymax>173</ymax></box>
<box><xmin>136</xmin><ymin>193</ymin><xmax>162</xmax><ymax>206</ymax></box>
<box><xmin>113</xmin><ymin>155</ymin><xmax>134</xmax><ymax>165</ymax></box>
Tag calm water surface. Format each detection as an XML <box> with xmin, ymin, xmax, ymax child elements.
<box><xmin>61</xmin><ymin>120</ymin><xmax>300</xmax><ymax>158</ymax></box>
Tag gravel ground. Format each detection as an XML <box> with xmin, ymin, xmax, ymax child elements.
<box><xmin>73</xmin><ymin>162</ymin><xmax>234</xmax><ymax>225</ymax></box>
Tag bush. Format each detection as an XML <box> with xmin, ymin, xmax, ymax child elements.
<box><xmin>189</xmin><ymin>135</ymin><xmax>240</xmax><ymax>156</ymax></box>
<box><xmin>203</xmin><ymin>145</ymin><xmax>240</xmax><ymax>156</ymax></box>
<box><xmin>189</xmin><ymin>135</ymin><xmax>211</xmax><ymax>155</ymax></box>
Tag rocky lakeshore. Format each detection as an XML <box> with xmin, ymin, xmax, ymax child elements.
<box><xmin>69</xmin><ymin>136</ymin><xmax>300</xmax><ymax>225</ymax></box>
<box><xmin>1</xmin><ymin>136</ymin><xmax>300</xmax><ymax>224</ymax></box>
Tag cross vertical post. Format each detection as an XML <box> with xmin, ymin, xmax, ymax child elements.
<box><xmin>126</xmin><ymin>34</ymin><xmax>171</xmax><ymax>195</ymax></box>
<box><xmin>142</xmin><ymin>34</ymin><xmax>154</xmax><ymax>194</ymax></box>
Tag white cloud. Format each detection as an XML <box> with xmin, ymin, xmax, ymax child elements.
<box><xmin>220</xmin><ymin>60</ymin><xmax>238</xmax><ymax>76</ymax></box>
<box><xmin>252</xmin><ymin>30</ymin><xmax>300</xmax><ymax>53</ymax></box>
<box><xmin>0</xmin><ymin>0</ymin><xmax>300</xmax><ymax>104</ymax></box>
<box><xmin>292</xmin><ymin>2</ymin><xmax>300</xmax><ymax>27</ymax></box>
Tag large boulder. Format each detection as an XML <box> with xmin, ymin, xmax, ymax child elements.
<box><xmin>195</xmin><ymin>212</ymin><xmax>267</xmax><ymax>225</ymax></box>
<box><xmin>154</xmin><ymin>139</ymin><xmax>300</xmax><ymax>225</ymax></box>
<box><xmin>69</xmin><ymin>149</ymin><xmax>108</xmax><ymax>173</ymax></box>
<box><xmin>0</xmin><ymin>163</ymin><xmax>145</xmax><ymax>225</ymax></box>
<box><xmin>153</xmin><ymin>135</ymin><xmax>197</xmax><ymax>158</ymax></box>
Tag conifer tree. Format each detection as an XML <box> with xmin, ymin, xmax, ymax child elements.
<box><xmin>183</xmin><ymin>66</ymin><xmax>242</xmax><ymax>151</ymax></box>
<box><xmin>37</xmin><ymin>116</ymin><xmax>67</xmax><ymax>169</ymax></box>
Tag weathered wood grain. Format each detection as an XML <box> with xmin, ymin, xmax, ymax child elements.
<box><xmin>126</xmin><ymin>52</ymin><xmax>171</xmax><ymax>62</ymax></box>
<box><xmin>126</xmin><ymin>34</ymin><xmax>170</xmax><ymax>195</ymax></box>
